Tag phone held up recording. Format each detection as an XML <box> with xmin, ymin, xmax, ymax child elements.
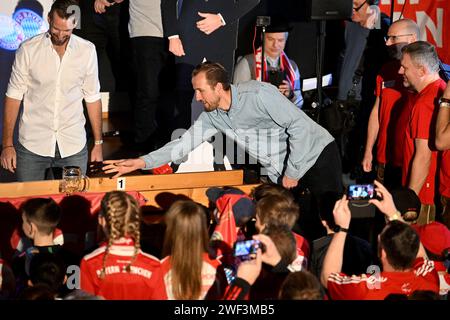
<box><xmin>233</xmin><ymin>239</ymin><xmax>265</xmax><ymax>261</ymax></box>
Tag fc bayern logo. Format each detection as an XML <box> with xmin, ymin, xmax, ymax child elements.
<box><xmin>0</xmin><ymin>14</ymin><xmax>25</xmax><ymax>51</ymax></box>
<box><xmin>0</xmin><ymin>9</ymin><xmax>47</xmax><ymax>51</ymax></box>
<box><xmin>13</xmin><ymin>9</ymin><xmax>48</xmax><ymax>40</ymax></box>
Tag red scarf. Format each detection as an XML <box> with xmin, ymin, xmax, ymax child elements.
<box><xmin>254</xmin><ymin>46</ymin><xmax>296</xmax><ymax>89</ymax></box>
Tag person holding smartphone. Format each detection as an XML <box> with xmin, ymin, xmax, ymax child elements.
<box><xmin>320</xmin><ymin>188</ymin><xmax>439</xmax><ymax>300</ymax></box>
<box><xmin>233</xmin><ymin>17</ymin><xmax>303</xmax><ymax>108</ymax></box>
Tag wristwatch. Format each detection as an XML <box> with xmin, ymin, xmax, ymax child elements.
<box><xmin>439</xmin><ymin>97</ymin><xmax>450</xmax><ymax>108</ymax></box>
<box><xmin>333</xmin><ymin>225</ymin><xmax>349</xmax><ymax>233</ymax></box>
<box><xmin>388</xmin><ymin>211</ymin><xmax>401</xmax><ymax>221</ymax></box>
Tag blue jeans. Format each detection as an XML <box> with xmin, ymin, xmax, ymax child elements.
<box><xmin>16</xmin><ymin>143</ymin><xmax>88</xmax><ymax>182</ymax></box>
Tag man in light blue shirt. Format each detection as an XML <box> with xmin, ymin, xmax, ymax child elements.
<box><xmin>104</xmin><ymin>62</ymin><xmax>342</xmax><ymax>194</ymax></box>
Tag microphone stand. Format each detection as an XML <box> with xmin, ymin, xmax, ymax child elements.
<box><xmin>256</xmin><ymin>16</ymin><xmax>271</xmax><ymax>81</ymax></box>
<box><xmin>315</xmin><ymin>20</ymin><xmax>326</xmax><ymax>122</ymax></box>
<box><xmin>261</xmin><ymin>25</ymin><xmax>266</xmax><ymax>81</ymax></box>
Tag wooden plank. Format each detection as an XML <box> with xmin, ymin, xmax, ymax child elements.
<box><xmin>0</xmin><ymin>170</ymin><xmax>244</xmax><ymax>198</ymax></box>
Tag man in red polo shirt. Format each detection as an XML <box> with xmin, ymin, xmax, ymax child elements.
<box><xmin>399</xmin><ymin>41</ymin><xmax>446</xmax><ymax>225</ymax></box>
<box><xmin>436</xmin><ymin>80</ymin><xmax>450</xmax><ymax>228</ymax></box>
<box><xmin>321</xmin><ymin>191</ymin><xmax>439</xmax><ymax>300</ymax></box>
<box><xmin>362</xmin><ymin>19</ymin><xmax>419</xmax><ymax>189</ymax></box>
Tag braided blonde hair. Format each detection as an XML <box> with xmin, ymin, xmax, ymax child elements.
<box><xmin>99</xmin><ymin>191</ymin><xmax>141</xmax><ymax>279</ymax></box>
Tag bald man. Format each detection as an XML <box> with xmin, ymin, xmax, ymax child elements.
<box><xmin>361</xmin><ymin>19</ymin><xmax>420</xmax><ymax>189</ymax></box>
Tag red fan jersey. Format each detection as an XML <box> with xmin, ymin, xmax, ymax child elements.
<box><xmin>402</xmin><ymin>79</ymin><xmax>446</xmax><ymax>204</ymax></box>
<box><xmin>289</xmin><ymin>232</ymin><xmax>310</xmax><ymax>271</ymax></box>
<box><xmin>80</xmin><ymin>238</ymin><xmax>163</xmax><ymax>300</ymax></box>
<box><xmin>327</xmin><ymin>258</ymin><xmax>440</xmax><ymax>300</ymax></box>
<box><xmin>11</xmin><ymin>227</ymin><xmax>64</xmax><ymax>253</ymax></box>
<box><xmin>375</xmin><ymin>61</ymin><xmax>413</xmax><ymax>167</ymax></box>
<box><xmin>157</xmin><ymin>253</ymin><xmax>222</xmax><ymax>300</ymax></box>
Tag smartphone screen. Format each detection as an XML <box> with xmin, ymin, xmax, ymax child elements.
<box><xmin>347</xmin><ymin>184</ymin><xmax>375</xmax><ymax>200</ymax></box>
<box><xmin>233</xmin><ymin>240</ymin><xmax>261</xmax><ymax>258</ymax></box>
<box><xmin>267</xmin><ymin>70</ymin><xmax>285</xmax><ymax>87</ymax></box>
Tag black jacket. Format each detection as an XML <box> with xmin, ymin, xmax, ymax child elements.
<box><xmin>161</xmin><ymin>0</ymin><xmax>260</xmax><ymax>73</ymax></box>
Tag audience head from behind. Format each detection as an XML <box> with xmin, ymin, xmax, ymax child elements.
<box><xmin>251</xmin><ymin>183</ymin><xmax>294</xmax><ymax>203</ymax></box>
<box><xmin>385</xmin><ymin>19</ymin><xmax>420</xmax><ymax>60</ymax></box>
<box><xmin>28</xmin><ymin>251</ymin><xmax>67</xmax><ymax>297</ymax></box>
<box><xmin>163</xmin><ymin>200</ymin><xmax>210</xmax><ymax>300</ymax></box>
<box><xmin>408</xmin><ymin>290</ymin><xmax>441</xmax><ymax>300</ymax></box>
<box><xmin>21</xmin><ymin>198</ymin><xmax>61</xmax><ymax>245</ymax></box>
<box><xmin>279</xmin><ymin>270</ymin><xmax>323</xmax><ymax>300</ymax></box>
<box><xmin>18</xmin><ymin>283</ymin><xmax>56</xmax><ymax>300</ymax></box>
<box><xmin>400</xmin><ymin>41</ymin><xmax>440</xmax><ymax>93</ymax></box>
<box><xmin>206</xmin><ymin>187</ymin><xmax>255</xmax><ymax>228</ymax></box>
<box><xmin>378</xmin><ymin>220</ymin><xmax>420</xmax><ymax>271</ymax></box>
<box><xmin>255</xmin><ymin>194</ymin><xmax>299</xmax><ymax>233</ymax></box>
<box><xmin>262</xmin><ymin>224</ymin><xmax>297</xmax><ymax>266</ymax></box>
<box><xmin>98</xmin><ymin>191</ymin><xmax>142</xmax><ymax>277</ymax></box>
<box><xmin>63</xmin><ymin>289</ymin><xmax>104</xmax><ymax>300</ymax></box>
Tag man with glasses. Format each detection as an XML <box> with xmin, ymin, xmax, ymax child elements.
<box><xmin>352</xmin><ymin>0</ymin><xmax>377</xmax><ymax>29</ymax></box>
<box><xmin>1</xmin><ymin>0</ymin><xmax>103</xmax><ymax>181</ymax></box>
<box><xmin>362</xmin><ymin>19</ymin><xmax>419</xmax><ymax>189</ymax></box>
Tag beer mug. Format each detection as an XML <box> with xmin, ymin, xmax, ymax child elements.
<box><xmin>60</xmin><ymin>166</ymin><xmax>89</xmax><ymax>194</ymax></box>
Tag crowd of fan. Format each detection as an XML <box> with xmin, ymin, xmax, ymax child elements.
<box><xmin>0</xmin><ymin>181</ymin><xmax>448</xmax><ymax>300</ymax></box>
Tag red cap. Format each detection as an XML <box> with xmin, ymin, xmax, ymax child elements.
<box><xmin>412</xmin><ymin>222</ymin><xmax>450</xmax><ymax>256</ymax></box>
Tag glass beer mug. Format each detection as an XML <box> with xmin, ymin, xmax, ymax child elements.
<box><xmin>60</xmin><ymin>166</ymin><xmax>89</xmax><ymax>195</ymax></box>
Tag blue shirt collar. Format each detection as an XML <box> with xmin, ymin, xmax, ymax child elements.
<box><xmin>228</xmin><ymin>84</ymin><xmax>241</xmax><ymax>114</ymax></box>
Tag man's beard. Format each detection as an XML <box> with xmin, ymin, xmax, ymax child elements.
<box><xmin>203</xmin><ymin>98</ymin><xmax>220</xmax><ymax>112</ymax></box>
<box><xmin>50</xmin><ymin>33</ymin><xmax>70</xmax><ymax>46</ymax></box>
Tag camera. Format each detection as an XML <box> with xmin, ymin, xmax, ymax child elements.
<box><xmin>233</xmin><ymin>240</ymin><xmax>264</xmax><ymax>260</ymax></box>
<box><xmin>256</xmin><ymin>16</ymin><xmax>271</xmax><ymax>27</ymax></box>
<box><xmin>347</xmin><ymin>184</ymin><xmax>375</xmax><ymax>201</ymax></box>
<box><xmin>267</xmin><ymin>69</ymin><xmax>286</xmax><ymax>88</ymax></box>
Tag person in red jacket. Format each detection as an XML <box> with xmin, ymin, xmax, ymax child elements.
<box><xmin>80</xmin><ymin>191</ymin><xmax>162</xmax><ymax>300</ymax></box>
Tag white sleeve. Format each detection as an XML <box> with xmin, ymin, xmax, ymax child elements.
<box><xmin>82</xmin><ymin>45</ymin><xmax>101</xmax><ymax>103</ymax></box>
<box><xmin>5</xmin><ymin>44</ymin><xmax>30</xmax><ymax>100</ymax></box>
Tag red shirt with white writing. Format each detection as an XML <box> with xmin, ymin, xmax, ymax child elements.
<box><xmin>327</xmin><ymin>258</ymin><xmax>440</xmax><ymax>300</ymax></box>
<box><xmin>80</xmin><ymin>238</ymin><xmax>162</xmax><ymax>300</ymax></box>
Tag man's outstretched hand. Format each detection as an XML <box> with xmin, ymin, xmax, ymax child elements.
<box><xmin>102</xmin><ymin>158</ymin><xmax>146</xmax><ymax>178</ymax></box>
